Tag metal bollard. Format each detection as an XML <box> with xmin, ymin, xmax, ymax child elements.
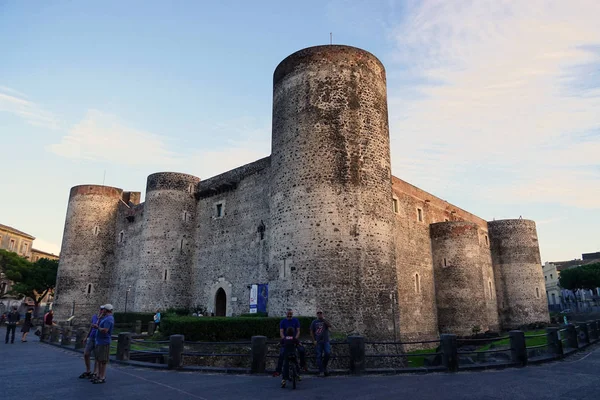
<box><xmin>566</xmin><ymin>324</ymin><xmax>579</xmax><ymax>349</ymax></box>
<box><xmin>546</xmin><ymin>327</ymin><xmax>563</xmax><ymax>358</ymax></box>
<box><xmin>348</xmin><ymin>335</ymin><xmax>366</xmax><ymax>374</ymax></box>
<box><xmin>116</xmin><ymin>332</ymin><xmax>132</xmax><ymax>361</ymax></box>
<box><xmin>509</xmin><ymin>331</ymin><xmax>527</xmax><ymax>366</ymax></box>
<box><xmin>50</xmin><ymin>326</ymin><xmax>60</xmax><ymax>343</ymax></box>
<box><xmin>168</xmin><ymin>334</ymin><xmax>184</xmax><ymax>369</ymax></box>
<box><xmin>148</xmin><ymin>321</ymin><xmax>155</xmax><ymax>336</ymax></box>
<box><xmin>75</xmin><ymin>328</ymin><xmax>87</xmax><ymax>350</ymax></box>
<box><xmin>250</xmin><ymin>336</ymin><xmax>267</xmax><ymax>373</ymax></box>
<box><xmin>61</xmin><ymin>326</ymin><xmax>72</xmax><ymax>346</ymax></box>
<box><xmin>440</xmin><ymin>334</ymin><xmax>458</xmax><ymax>372</ymax></box>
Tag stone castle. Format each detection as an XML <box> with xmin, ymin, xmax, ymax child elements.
<box><xmin>54</xmin><ymin>45</ymin><xmax>549</xmax><ymax>339</ymax></box>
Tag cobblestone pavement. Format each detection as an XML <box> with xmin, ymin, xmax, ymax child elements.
<box><xmin>1</xmin><ymin>328</ymin><xmax>599</xmax><ymax>400</ymax></box>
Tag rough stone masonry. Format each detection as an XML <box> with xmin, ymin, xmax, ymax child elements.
<box><xmin>53</xmin><ymin>45</ymin><xmax>549</xmax><ymax>339</ymax></box>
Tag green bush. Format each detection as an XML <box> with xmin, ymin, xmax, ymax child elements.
<box><xmin>113</xmin><ymin>312</ymin><xmax>155</xmax><ymax>325</ymax></box>
<box><xmin>161</xmin><ymin>315</ymin><xmax>314</xmax><ymax>341</ymax></box>
<box><xmin>239</xmin><ymin>312</ymin><xmax>268</xmax><ymax>318</ymax></box>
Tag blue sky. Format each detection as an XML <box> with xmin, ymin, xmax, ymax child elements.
<box><xmin>1</xmin><ymin>0</ymin><xmax>598</xmax><ymax>262</ymax></box>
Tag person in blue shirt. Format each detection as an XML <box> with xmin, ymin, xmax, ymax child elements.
<box><xmin>93</xmin><ymin>304</ymin><xmax>114</xmax><ymax>384</ymax></box>
<box><xmin>274</xmin><ymin>309</ymin><xmax>306</xmax><ymax>377</ymax></box>
<box><xmin>79</xmin><ymin>305</ymin><xmax>104</xmax><ymax>380</ymax></box>
<box><xmin>154</xmin><ymin>309</ymin><xmax>161</xmax><ymax>331</ymax></box>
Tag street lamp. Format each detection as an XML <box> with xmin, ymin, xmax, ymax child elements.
<box><xmin>125</xmin><ymin>285</ymin><xmax>132</xmax><ymax>314</ymax></box>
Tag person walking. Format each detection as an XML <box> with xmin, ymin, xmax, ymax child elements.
<box><xmin>92</xmin><ymin>304</ymin><xmax>114</xmax><ymax>384</ymax></box>
<box><xmin>20</xmin><ymin>308</ymin><xmax>33</xmax><ymax>342</ymax></box>
<box><xmin>79</xmin><ymin>305</ymin><xmax>104</xmax><ymax>380</ymax></box>
<box><xmin>310</xmin><ymin>309</ymin><xmax>332</xmax><ymax>377</ymax></box>
<box><xmin>153</xmin><ymin>309</ymin><xmax>161</xmax><ymax>331</ymax></box>
<box><xmin>5</xmin><ymin>306</ymin><xmax>20</xmax><ymax>344</ymax></box>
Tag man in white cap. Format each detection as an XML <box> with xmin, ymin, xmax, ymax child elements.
<box><xmin>79</xmin><ymin>305</ymin><xmax>104</xmax><ymax>380</ymax></box>
<box><xmin>92</xmin><ymin>304</ymin><xmax>114</xmax><ymax>384</ymax></box>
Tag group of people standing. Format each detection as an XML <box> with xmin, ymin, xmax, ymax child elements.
<box><xmin>275</xmin><ymin>308</ymin><xmax>332</xmax><ymax>388</ymax></box>
<box><xmin>3</xmin><ymin>306</ymin><xmax>34</xmax><ymax>344</ymax></box>
<box><xmin>78</xmin><ymin>304</ymin><xmax>115</xmax><ymax>384</ymax></box>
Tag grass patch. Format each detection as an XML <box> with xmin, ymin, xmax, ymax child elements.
<box><xmin>406</xmin><ymin>348</ymin><xmax>439</xmax><ymax>368</ymax></box>
<box><xmin>477</xmin><ymin>329</ymin><xmax>547</xmax><ymax>351</ymax></box>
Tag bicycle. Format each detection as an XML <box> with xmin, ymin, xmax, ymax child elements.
<box><xmin>284</xmin><ymin>353</ymin><xmax>299</xmax><ymax>389</ymax></box>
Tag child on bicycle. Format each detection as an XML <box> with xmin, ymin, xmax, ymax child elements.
<box><xmin>280</xmin><ymin>327</ymin><xmax>300</xmax><ymax>388</ymax></box>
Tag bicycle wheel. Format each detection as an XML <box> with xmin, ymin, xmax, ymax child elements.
<box><xmin>290</xmin><ymin>363</ymin><xmax>296</xmax><ymax>389</ymax></box>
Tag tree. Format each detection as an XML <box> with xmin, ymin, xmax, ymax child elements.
<box><xmin>559</xmin><ymin>263</ymin><xmax>600</xmax><ymax>291</ymax></box>
<box><xmin>1</xmin><ymin>249</ymin><xmax>58</xmax><ymax>316</ymax></box>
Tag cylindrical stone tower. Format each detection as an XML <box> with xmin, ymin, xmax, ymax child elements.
<box><xmin>269</xmin><ymin>45</ymin><xmax>397</xmax><ymax>338</ymax></box>
<box><xmin>430</xmin><ymin>221</ymin><xmax>499</xmax><ymax>335</ymax></box>
<box><xmin>53</xmin><ymin>185</ymin><xmax>122</xmax><ymax>320</ymax></box>
<box><xmin>133</xmin><ymin>172</ymin><xmax>200</xmax><ymax>312</ymax></box>
<box><xmin>488</xmin><ymin>219</ymin><xmax>549</xmax><ymax>329</ymax></box>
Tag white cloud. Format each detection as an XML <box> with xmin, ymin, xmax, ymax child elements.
<box><xmin>49</xmin><ymin>110</ymin><xmax>271</xmax><ymax>179</ymax></box>
<box><xmin>388</xmin><ymin>0</ymin><xmax>600</xmax><ymax>208</ymax></box>
<box><xmin>49</xmin><ymin>109</ymin><xmax>180</xmax><ymax>166</ymax></box>
<box><xmin>0</xmin><ymin>87</ymin><xmax>60</xmax><ymax>130</ymax></box>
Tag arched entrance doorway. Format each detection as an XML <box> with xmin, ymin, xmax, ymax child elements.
<box><xmin>215</xmin><ymin>288</ymin><xmax>226</xmax><ymax>316</ymax></box>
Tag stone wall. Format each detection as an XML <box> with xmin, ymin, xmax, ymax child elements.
<box><xmin>194</xmin><ymin>158</ymin><xmax>271</xmax><ymax>316</ymax></box>
<box><xmin>110</xmin><ymin>201</ymin><xmax>144</xmax><ymax>312</ymax></box>
<box><xmin>133</xmin><ymin>172</ymin><xmax>200</xmax><ymax>312</ymax></box>
<box><xmin>489</xmin><ymin>219</ymin><xmax>549</xmax><ymax>328</ymax></box>
<box><xmin>53</xmin><ymin>185</ymin><xmax>122</xmax><ymax>320</ymax></box>
<box><xmin>430</xmin><ymin>221</ymin><xmax>496</xmax><ymax>335</ymax></box>
<box><xmin>269</xmin><ymin>45</ymin><xmax>397</xmax><ymax>338</ymax></box>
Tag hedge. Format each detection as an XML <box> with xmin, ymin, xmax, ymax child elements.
<box><xmin>161</xmin><ymin>315</ymin><xmax>314</xmax><ymax>341</ymax></box>
<box><xmin>113</xmin><ymin>312</ymin><xmax>155</xmax><ymax>325</ymax></box>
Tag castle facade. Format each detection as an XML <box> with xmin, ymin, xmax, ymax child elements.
<box><xmin>53</xmin><ymin>45</ymin><xmax>549</xmax><ymax>339</ymax></box>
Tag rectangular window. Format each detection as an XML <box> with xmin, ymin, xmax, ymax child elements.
<box><xmin>119</xmin><ymin>231</ymin><xmax>124</xmax><ymax>243</ymax></box>
<box><xmin>9</xmin><ymin>239</ymin><xmax>15</xmax><ymax>250</ymax></box>
<box><xmin>164</xmin><ymin>269</ymin><xmax>168</xmax><ymax>281</ymax></box>
<box><xmin>484</xmin><ymin>235</ymin><xmax>489</xmax><ymax>246</ymax></box>
<box><xmin>216</xmin><ymin>203</ymin><xmax>223</xmax><ymax>217</ymax></box>
<box><xmin>23</xmin><ymin>242</ymin><xmax>29</xmax><ymax>254</ymax></box>
<box><xmin>443</xmin><ymin>258</ymin><xmax>447</xmax><ymax>267</ymax></box>
<box><xmin>392</xmin><ymin>198</ymin><xmax>399</xmax><ymax>213</ymax></box>
<box><xmin>550</xmin><ymin>274</ymin><xmax>553</xmax><ymax>279</ymax></box>
<box><xmin>417</xmin><ymin>208</ymin><xmax>423</xmax><ymax>222</ymax></box>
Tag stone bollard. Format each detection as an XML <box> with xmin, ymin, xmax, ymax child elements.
<box><xmin>50</xmin><ymin>326</ymin><xmax>61</xmax><ymax>343</ymax></box>
<box><xmin>509</xmin><ymin>331</ymin><xmax>527</xmax><ymax>366</ymax></box>
<box><xmin>440</xmin><ymin>334</ymin><xmax>458</xmax><ymax>372</ymax></box>
<box><xmin>566</xmin><ymin>324</ymin><xmax>579</xmax><ymax>349</ymax></box>
<box><xmin>580</xmin><ymin>323</ymin><xmax>590</xmax><ymax>345</ymax></box>
<box><xmin>117</xmin><ymin>332</ymin><xmax>132</xmax><ymax>361</ymax></box>
<box><xmin>41</xmin><ymin>325</ymin><xmax>50</xmax><ymax>342</ymax></box>
<box><xmin>148</xmin><ymin>321</ymin><xmax>155</xmax><ymax>336</ymax></box>
<box><xmin>348</xmin><ymin>335</ymin><xmax>366</xmax><ymax>375</ymax></box>
<box><xmin>250</xmin><ymin>336</ymin><xmax>267</xmax><ymax>373</ymax></box>
<box><xmin>168</xmin><ymin>334</ymin><xmax>184</xmax><ymax>369</ymax></box>
<box><xmin>75</xmin><ymin>328</ymin><xmax>87</xmax><ymax>350</ymax></box>
<box><xmin>135</xmin><ymin>320</ymin><xmax>142</xmax><ymax>334</ymax></box>
<box><xmin>592</xmin><ymin>321</ymin><xmax>600</xmax><ymax>341</ymax></box>
<box><xmin>546</xmin><ymin>327</ymin><xmax>563</xmax><ymax>358</ymax></box>
<box><xmin>61</xmin><ymin>326</ymin><xmax>72</xmax><ymax>346</ymax></box>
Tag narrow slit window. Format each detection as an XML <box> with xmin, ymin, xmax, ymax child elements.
<box><xmin>188</xmin><ymin>183</ymin><xmax>194</xmax><ymax>194</ymax></box>
<box><xmin>443</xmin><ymin>258</ymin><xmax>447</xmax><ymax>267</ymax></box>
<box><xmin>180</xmin><ymin>239</ymin><xmax>184</xmax><ymax>252</ymax></box>
<box><xmin>417</xmin><ymin>208</ymin><xmax>423</xmax><ymax>222</ymax></box>
<box><xmin>87</xmin><ymin>284</ymin><xmax>92</xmax><ymax>294</ymax></box>
<box><xmin>216</xmin><ymin>203</ymin><xmax>223</xmax><ymax>217</ymax></box>
<box><xmin>183</xmin><ymin>211</ymin><xmax>188</xmax><ymax>222</ymax></box>
<box><xmin>119</xmin><ymin>231</ymin><xmax>124</xmax><ymax>243</ymax></box>
<box><xmin>535</xmin><ymin>287</ymin><xmax>540</xmax><ymax>298</ymax></box>
<box><xmin>392</xmin><ymin>198</ymin><xmax>399</xmax><ymax>213</ymax></box>
<box><xmin>488</xmin><ymin>281</ymin><xmax>493</xmax><ymax>299</ymax></box>
<box><xmin>414</xmin><ymin>273</ymin><xmax>421</xmax><ymax>293</ymax></box>
<box><xmin>164</xmin><ymin>270</ymin><xmax>168</xmax><ymax>281</ymax></box>
<box><xmin>484</xmin><ymin>235</ymin><xmax>489</xmax><ymax>246</ymax></box>
<box><xmin>94</xmin><ymin>226</ymin><xmax>100</xmax><ymax>236</ymax></box>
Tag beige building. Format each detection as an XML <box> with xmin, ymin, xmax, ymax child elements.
<box><xmin>0</xmin><ymin>223</ymin><xmax>60</xmax><ymax>315</ymax></box>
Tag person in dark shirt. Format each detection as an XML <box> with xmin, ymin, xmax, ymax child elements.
<box><xmin>5</xmin><ymin>306</ymin><xmax>20</xmax><ymax>344</ymax></box>
<box><xmin>274</xmin><ymin>309</ymin><xmax>306</xmax><ymax>377</ymax></box>
<box><xmin>310</xmin><ymin>309</ymin><xmax>332</xmax><ymax>376</ymax></box>
<box><xmin>280</xmin><ymin>327</ymin><xmax>300</xmax><ymax>388</ymax></box>
<box><xmin>20</xmin><ymin>308</ymin><xmax>33</xmax><ymax>342</ymax></box>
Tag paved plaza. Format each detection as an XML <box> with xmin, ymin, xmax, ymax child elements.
<box><xmin>1</xmin><ymin>327</ymin><xmax>600</xmax><ymax>400</ymax></box>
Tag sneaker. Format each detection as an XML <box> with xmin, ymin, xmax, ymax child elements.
<box><xmin>88</xmin><ymin>374</ymin><xmax>97</xmax><ymax>381</ymax></box>
<box><xmin>79</xmin><ymin>372</ymin><xmax>91</xmax><ymax>379</ymax></box>
<box><xmin>92</xmin><ymin>378</ymin><xmax>106</xmax><ymax>384</ymax></box>
<box><xmin>272</xmin><ymin>372</ymin><xmax>280</xmax><ymax>378</ymax></box>
<box><xmin>281</xmin><ymin>379</ymin><xmax>286</xmax><ymax>388</ymax></box>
